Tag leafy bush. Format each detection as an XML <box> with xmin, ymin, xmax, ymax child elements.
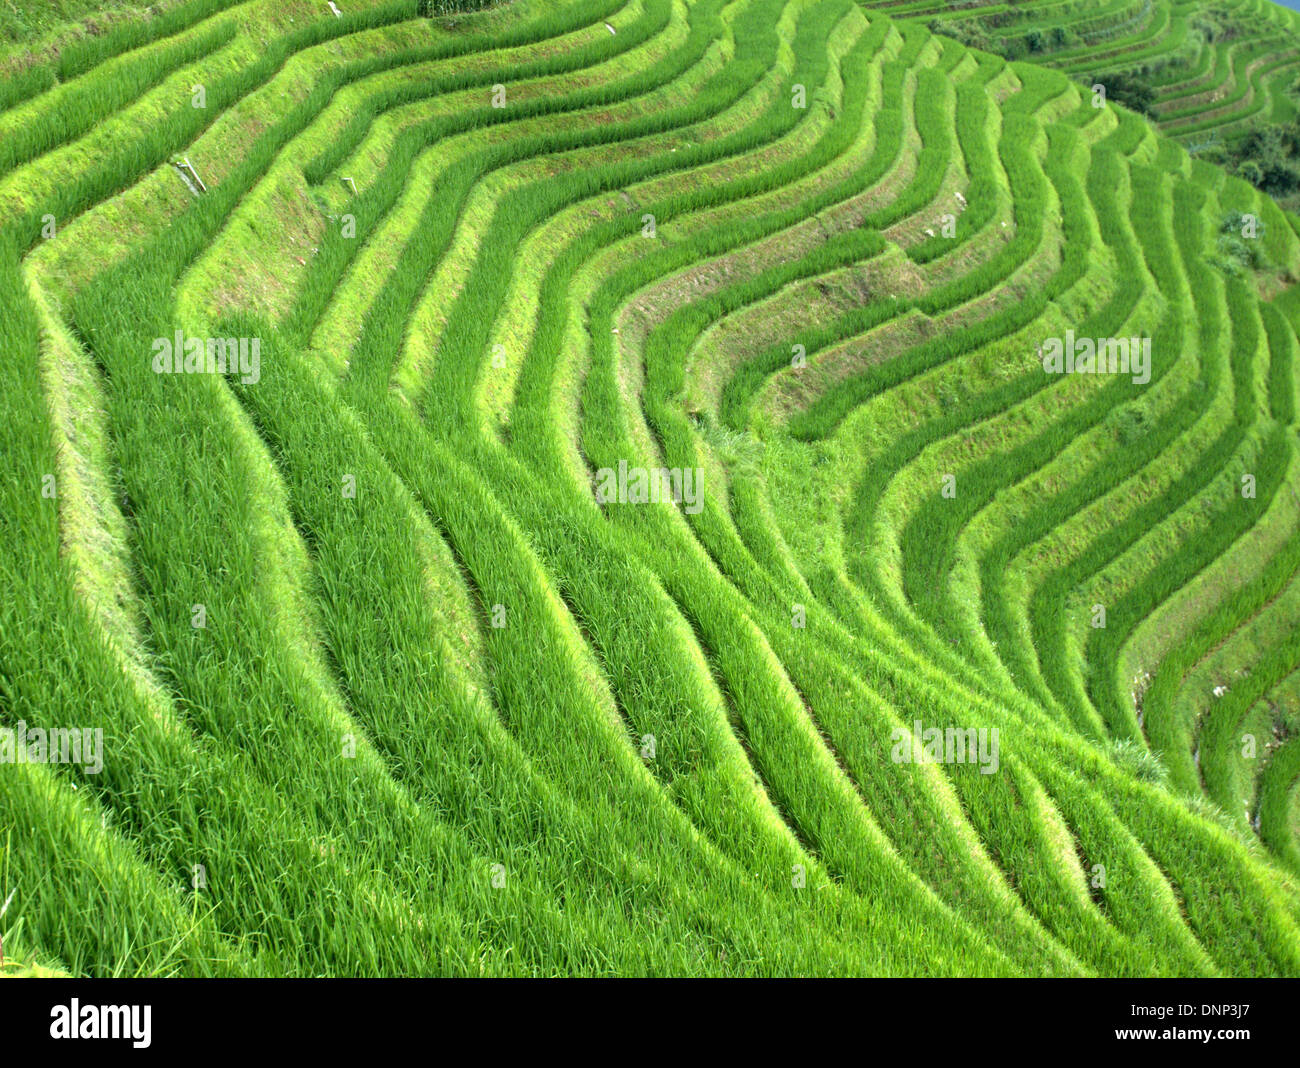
<box><xmin>418</xmin><ymin>0</ymin><xmax>497</xmax><ymax>15</ymax></box>
<box><xmin>1095</xmin><ymin>71</ymin><xmax>1157</xmax><ymax>116</ymax></box>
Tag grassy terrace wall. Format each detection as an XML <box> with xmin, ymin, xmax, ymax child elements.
<box><xmin>0</xmin><ymin>0</ymin><xmax>1299</xmax><ymax>976</ymax></box>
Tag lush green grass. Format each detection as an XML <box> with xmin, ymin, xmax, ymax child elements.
<box><xmin>0</xmin><ymin>0</ymin><xmax>185</xmax><ymax>47</ymax></box>
<box><xmin>2</xmin><ymin>0</ymin><xmax>1299</xmax><ymax>976</ymax></box>
<box><xmin>871</xmin><ymin>0</ymin><xmax>1300</xmax><ymax>207</ymax></box>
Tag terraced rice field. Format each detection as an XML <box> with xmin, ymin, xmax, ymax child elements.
<box><xmin>2</xmin><ymin>0</ymin><xmax>1300</xmax><ymax>977</ymax></box>
<box><xmin>891</xmin><ymin>0</ymin><xmax>1300</xmax><ymax>164</ymax></box>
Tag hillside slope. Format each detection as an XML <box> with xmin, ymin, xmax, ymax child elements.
<box><xmin>2</xmin><ymin>0</ymin><xmax>1300</xmax><ymax>976</ymax></box>
<box><xmin>881</xmin><ymin>0</ymin><xmax>1300</xmax><ymax>205</ymax></box>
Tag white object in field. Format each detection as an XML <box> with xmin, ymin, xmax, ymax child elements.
<box><xmin>176</xmin><ymin>157</ymin><xmax>207</xmax><ymax>193</ymax></box>
<box><xmin>955</xmin><ymin>190</ymin><xmax>966</xmax><ymax>207</ymax></box>
<box><xmin>0</xmin><ymin>887</ymin><xmax>12</xmax><ymax>967</ymax></box>
<box><xmin>343</xmin><ymin>176</ymin><xmax>358</xmax><ymax>195</ymax></box>
<box><xmin>328</xmin><ymin>2</ymin><xmax>342</xmax><ymax>16</ymax></box>
<box><xmin>172</xmin><ymin>163</ymin><xmax>200</xmax><ymax>196</ymax></box>
<box><xmin>606</xmin><ymin>22</ymin><xmax>616</xmax><ymax>34</ymax></box>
